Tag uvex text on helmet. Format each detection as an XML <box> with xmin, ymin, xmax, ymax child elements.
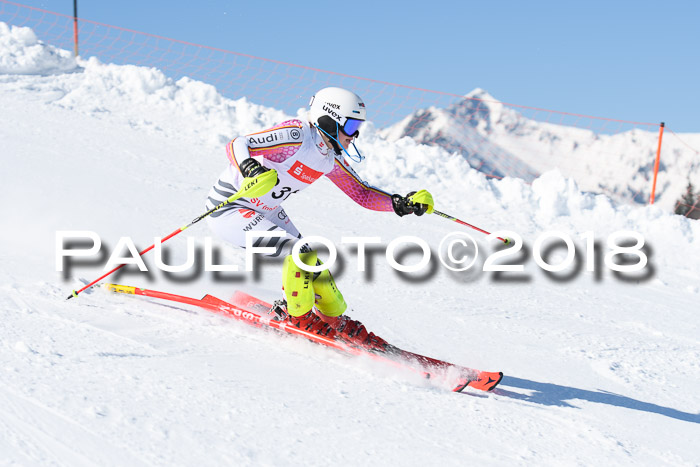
<box><xmin>308</xmin><ymin>87</ymin><xmax>366</xmax><ymax>139</ymax></box>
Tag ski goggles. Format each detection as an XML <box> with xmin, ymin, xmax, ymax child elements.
<box><xmin>340</xmin><ymin>118</ymin><xmax>363</xmax><ymax>137</ymax></box>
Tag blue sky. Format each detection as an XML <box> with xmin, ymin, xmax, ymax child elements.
<box><xmin>10</xmin><ymin>0</ymin><xmax>700</xmax><ymax>132</ymax></box>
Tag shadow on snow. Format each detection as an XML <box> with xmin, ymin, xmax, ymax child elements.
<box><xmin>493</xmin><ymin>376</ymin><xmax>699</xmax><ymax>424</ymax></box>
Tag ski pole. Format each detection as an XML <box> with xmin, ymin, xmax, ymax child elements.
<box><xmin>65</xmin><ymin>171</ymin><xmax>278</xmax><ymax>300</ymax></box>
<box><xmin>432</xmin><ymin>209</ymin><xmax>510</xmax><ymax>244</ymax></box>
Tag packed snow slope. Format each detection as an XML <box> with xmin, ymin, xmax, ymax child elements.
<box><xmin>1</xmin><ymin>23</ymin><xmax>699</xmax><ymax>466</ymax></box>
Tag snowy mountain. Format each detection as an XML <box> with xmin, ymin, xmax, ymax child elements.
<box><xmin>383</xmin><ymin>88</ymin><xmax>700</xmax><ymax>209</ymax></box>
<box><xmin>381</xmin><ymin>89</ymin><xmax>541</xmax><ymax>183</ymax></box>
<box><xmin>2</xmin><ymin>22</ymin><xmax>700</xmax><ymax>466</ymax></box>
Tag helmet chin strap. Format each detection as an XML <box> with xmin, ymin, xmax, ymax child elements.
<box><xmin>313</xmin><ymin>123</ymin><xmax>365</xmax><ymax>163</ymax></box>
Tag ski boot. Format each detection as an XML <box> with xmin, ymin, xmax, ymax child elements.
<box><xmin>312</xmin><ymin>268</ymin><xmax>387</xmax><ymax>351</ymax></box>
<box><xmin>333</xmin><ymin>315</ymin><xmax>388</xmax><ymax>351</ymax></box>
<box><xmin>269</xmin><ymin>299</ymin><xmax>334</xmax><ymax>336</ymax></box>
<box><xmin>287</xmin><ymin>309</ymin><xmax>335</xmax><ymax>337</ymax></box>
<box><xmin>280</xmin><ymin>249</ymin><xmax>386</xmax><ymax>349</ymax></box>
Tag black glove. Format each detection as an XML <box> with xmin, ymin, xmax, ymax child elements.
<box><xmin>239</xmin><ymin>157</ymin><xmax>270</xmax><ymax>178</ymax></box>
<box><xmin>391</xmin><ymin>191</ymin><xmax>429</xmax><ymax>217</ymax></box>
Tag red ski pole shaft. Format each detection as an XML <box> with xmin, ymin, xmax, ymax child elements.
<box><xmin>66</xmin><ymin>170</ymin><xmax>278</xmax><ymax>300</ymax></box>
<box><xmin>66</xmin><ymin>227</ymin><xmax>184</xmax><ymax>300</ymax></box>
<box><xmin>431</xmin><ymin>209</ymin><xmax>510</xmax><ymax>244</ymax></box>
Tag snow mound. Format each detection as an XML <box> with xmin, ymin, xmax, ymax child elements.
<box><xmin>0</xmin><ymin>22</ymin><xmax>77</xmax><ymax>74</ymax></box>
<box><xmin>52</xmin><ymin>56</ymin><xmax>292</xmax><ymax>146</ymax></box>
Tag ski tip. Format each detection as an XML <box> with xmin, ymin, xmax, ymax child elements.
<box><xmin>454</xmin><ymin>371</ymin><xmax>504</xmax><ymax>393</ymax></box>
<box><xmin>452</xmin><ymin>381</ymin><xmax>470</xmax><ymax>393</ymax></box>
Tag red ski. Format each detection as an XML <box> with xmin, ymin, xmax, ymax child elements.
<box><xmin>104</xmin><ymin>284</ymin><xmax>503</xmax><ymax>392</ymax></box>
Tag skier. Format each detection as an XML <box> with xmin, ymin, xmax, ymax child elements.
<box><xmin>205</xmin><ymin>87</ymin><xmax>434</xmax><ymax>351</ymax></box>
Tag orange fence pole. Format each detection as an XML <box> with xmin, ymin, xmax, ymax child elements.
<box><xmin>649</xmin><ymin>122</ymin><xmax>665</xmax><ymax>205</ymax></box>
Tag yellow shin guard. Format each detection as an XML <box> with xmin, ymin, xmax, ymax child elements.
<box><xmin>282</xmin><ymin>251</ymin><xmax>317</xmax><ymax>317</ymax></box>
<box><xmin>313</xmin><ymin>268</ymin><xmax>347</xmax><ymax>317</ymax></box>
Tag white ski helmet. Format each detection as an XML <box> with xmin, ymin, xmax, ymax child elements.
<box><xmin>308</xmin><ymin>87</ymin><xmax>366</xmax><ymax>141</ymax></box>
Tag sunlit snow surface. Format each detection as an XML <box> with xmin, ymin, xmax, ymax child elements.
<box><xmin>1</xmin><ymin>23</ymin><xmax>699</xmax><ymax>466</ymax></box>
